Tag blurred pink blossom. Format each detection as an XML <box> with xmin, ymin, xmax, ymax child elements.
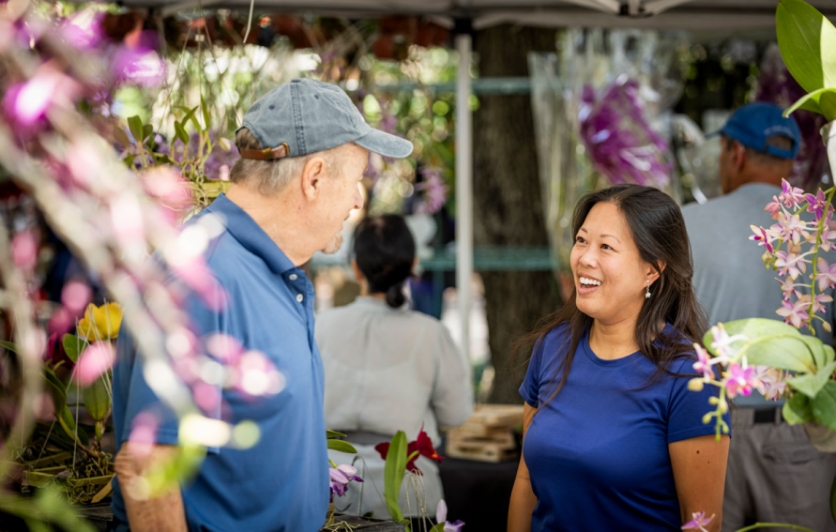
<box><xmin>110</xmin><ymin>192</ymin><xmax>146</xmax><ymax>245</ymax></box>
<box><xmin>60</xmin><ymin>9</ymin><xmax>105</xmax><ymax>50</ymax></box>
<box><xmin>2</xmin><ymin>68</ymin><xmax>81</xmax><ymax>127</ymax></box>
<box><xmin>11</xmin><ymin>231</ymin><xmax>37</xmax><ymax>269</ymax></box>
<box><xmin>61</xmin><ymin>281</ymin><xmax>92</xmax><ymax>314</ymax></box>
<box><xmin>111</xmin><ymin>47</ymin><xmax>165</xmax><ymax>87</ymax></box>
<box><xmin>74</xmin><ymin>341</ymin><xmax>115</xmax><ymax>386</ymax></box>
<box><xmin>724</xmin><ymin>363</ymin><xmax>764</xmax><ymax>398</ymax></box>
<box><xmin>128</xmin><ymin>411</ymin><xmax>160</xmax><ymax>459</ymax></box>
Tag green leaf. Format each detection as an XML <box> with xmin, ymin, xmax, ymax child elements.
<box><xmin>82</xmin><ymin>375</ymin><xmax>111</xmax><ymax>422</ymax></box>
<box><xmin>182</xmin><ymin>105</ymin><xmax>201</xmax><ymax>131</ymax></box>
<box><xmin>43</xmin><ymin>367</ymin><xmax>67</xmax><ymax>413</ymax></box>
<box><xmin>825</xmin><ymin>345</ymin><xmax>836</xmax><ymax>367</ymax></box>
<box><xmin>830</xmin><ymin>472</ymin><xmax>836</xmax><ymax>525</ymax></box>
<box><xmin>142</xmin><ymin>124</ymin><xmax>154</xmax><ymax>143</ymax></box>
<box><xmin>783</xmin><ymin>392</ymin><xmax>815</xmax><ymax>424</ymax></box>
<box><xmin>811</xmin><ymin>381</ymin><xmax>836</xmax><ymax>431</ymax></box>
<box><xmin>383</xmin><ymin>431</ymin><xmax>408</xmax><ymax>522</ymax></box>
<box><xmin>113</xmin><ymin>127</ymin><xmax>131</xmax><ymax>148</ymax></box>
<box><xmin>326</xmin><ymin>429</ymin><xmax>346</xmax><ymax>439</ymax></box>
<box><xmin>0</xmin><ymin>340</ymin><xmax>18</xmax><ymax>353</ymax></box>
<box><xmin>786</xmin><ymin>87</ymin><xmax>836</xmax><ymax>122</ymax></box>
<box><xmin>200</xmin><ymin>96</ymin><xmax>212</xmax><ymax>130</ymax></box>
<box><xmin>57</xmin><ymin>406</ymin><xmax>89</xmax><ymax>447</ymax></box>
<box><xmin>430</xmin><ymin>524</ymin><xmax>446</xmax><ymax>532</ymax></box>
<box><xmin>327</xmin><ymin>439</ymin><xmax>358</xmax><ymax>454</ymax></box>
<box><xmin>62</xmin><ymin>334</ymin><xmax>85</xmax><ymax>363</ymax></box>
<box><xmin>174</xmin><ymin>121</ymin><xmax>189</xmax><ymax>146</ymax></box>
<box><xmin>777</xmin><ymin>0</ymin><xmax>836</xmax><ymax>92</ymax></box>
<box><xmin>788</xmin><ymin>360</ymin><xmax>836</xmax><ymax>398</ymax></box>
<box><xmin>127</xmin><ymin>115</ymin><xmax>144</xmax><ymax>144</ymax></box>
<box><xmin>702</xmin><ymin>318</ymin><xmax>816</xmax><ymax>373</ymax></box>
<box><xmin>800</xmin><ymin>335</ymin><xmax>828</xmax><ymax>371</ymax></box>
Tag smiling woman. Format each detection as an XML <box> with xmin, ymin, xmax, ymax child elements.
<box><xmin>508</xmin><ymin>184</ymin><xmax>730</xmax><ymax>532</ymax></box>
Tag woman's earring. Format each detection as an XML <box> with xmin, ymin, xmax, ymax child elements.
<box><xmin>645</xmin><ymin>280</ymin><xmax>651</xmax><ymax>299</ymax></box>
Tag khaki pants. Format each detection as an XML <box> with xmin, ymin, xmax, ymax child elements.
<box><xmin>723</xmin><ymin>407</ymin><xmax>836</xmax><ymax>532</ymax></box>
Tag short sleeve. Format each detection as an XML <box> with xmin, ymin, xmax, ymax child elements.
<box><xmin>667</xmin><ymin>356</ymin><xmax>732</xmax><ymax>443</ymax></box>
<box><xmin>115</xmin><ymin>289</ymin><xmax>224</xmax><ymax>449</ymax></box>
<box><xmin>519</xmin><ymin>336</ymin><xmax>545</xmax><ymax>407</ymax></box>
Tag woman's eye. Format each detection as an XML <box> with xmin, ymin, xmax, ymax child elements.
<box><xmin>575</xmin><ymin>236</ymin><xmax>585</xmax><ymax>244</ymax></box>
<box><xmin>601</xmin><ymin>244</ymin><xmax>611</xmax><ymax>250</ymax></box>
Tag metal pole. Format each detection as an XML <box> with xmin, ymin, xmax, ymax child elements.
<box><xmin>455</xmin><ymin>32</ymin><xmax>472</xmax><ymax>362</ymax></box>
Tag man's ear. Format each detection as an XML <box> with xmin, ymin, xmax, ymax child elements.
<box><xmin>300</xmin><ymin>155</ymin><xmax>329</xmax><ymax>201</ymax></box>
<box><xmin>732</xmin><ymin>140</ymin><xmax>746</xmax><ymax>172</ymax></box>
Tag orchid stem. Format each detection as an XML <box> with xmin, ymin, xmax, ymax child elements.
<box><xmin>734</xmin><ymin>523</ymin><xmax>816</xmax><ymax>532</ymax></box>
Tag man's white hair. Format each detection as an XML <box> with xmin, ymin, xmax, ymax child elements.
<box><xmin>229</xmin><ymin>128</ymin><xmax>341</xmax><ymax>195</ymax></box>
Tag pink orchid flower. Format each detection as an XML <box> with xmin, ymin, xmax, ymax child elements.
<box><xmin>764</xmin><ymin>197</ymin><xmax>782</xmax><ymax>220</ymax></box>
<box><xmin>805</xmin><ymin>189</ymin><xmax>829</xmax><ymax>221</ymax></box>
<box><xmin>724</xmin><ymin>363</ymin><xmax>764</xmax><ymax>398</ymax></box>
<box><xmin>778</xmin><ymin>178</ymin><xmax>806</xmax><ymax>209</ymax></box>
<box><xmin>776</xmin><ymin>296</ymin><xmax>810</xmax><ymax>329</ymax></box>
<box><xmin>749</xmin><ymin>225</ymin><xmax>775</xmax><ymax>254</ymax></box>
<box><xmin>692</xmin><ymin>344</ymin><xmax>716</xmax><ymax>381</ymax></box>
<box><xmin>682</xmin><ymin>511</ymin><xmax>714</xmax><ymax>531</ymax></box>
<box><xmin>816</xmin><ymin>258</ymin><xmax>836</xmax><ymax>291</ymax></box>
<box><xmin>774</xmin><ymin>251</ymin><xmax>807</xmax><ymax>280</ymax></box>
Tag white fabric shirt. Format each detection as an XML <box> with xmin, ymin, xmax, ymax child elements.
<box><xmin>316</xmin><ymin>296</ymin><xmax>473</xmax><ymax>517</ymax></box>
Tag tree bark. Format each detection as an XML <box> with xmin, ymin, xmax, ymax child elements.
<box><xmin>473</xmin><ymin>25</ymin><xmax>563</xmax><ymax>405</ymax></box>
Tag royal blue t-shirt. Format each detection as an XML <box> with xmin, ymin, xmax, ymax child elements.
<box><xmin>111</xmin><ymin>194</ymin><xmax>329</xmax><ymax>532</ymax></box>
<box><xmin>520</xmin><ymin>323</ymin><xmax>729</xmax><ymax>532</ymax></box>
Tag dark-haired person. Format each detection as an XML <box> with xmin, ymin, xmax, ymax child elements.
<box><xmin>316</xmin><ymin>214</ymin><xmax>473</xmax><ymax>519</ymax></box>
<box><xmin>683</xmin><ymin>103</ymin><xmax>836</xmax><ymax>532</ymax></box>
<box><xmin>508</xmin><ymin>185</ymin><xmax>730</xmax><ymax>532</ymax></box>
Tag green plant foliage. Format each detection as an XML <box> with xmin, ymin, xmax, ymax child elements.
<box><xmin>783</xmin><ymin>392</ymin><xmax>815</xmax><ymax>424</ymax></box>
<box><xmin>327</xmin><ymin>439</ymin><xmax>358</xmax><ymax>454</ymax></box>
<box><xmin>701</xmin><ymin>318</ymin><xmax>817</xmax><ymax>373</ymax></box>
<box><xmin>776</xmin><ymin>0</ymin><xmax>836</xmax><ymax>92</ymax></box>
<box><xmin>778</xmin><ymin>0</ymin><xmax>836</xmax><ymax>121</ymax></box>
<box><xmin>81</xmin><ymin>374</ymin><xmax>111</xmax><ymax>422</ymax></box>
<box><xmin>61</xmin><ymin>334</ymin><xmax>84</xmax><ymax>363</ymax></box>
<box><xmin>383</xmin><ymin>431</ymin><xmax>408</xmax><ymax>524</ymax></box>
<box><xmin>812</xmin><ymin>381</ymin><xmax>836</xmax><ymax>431</ymax></box>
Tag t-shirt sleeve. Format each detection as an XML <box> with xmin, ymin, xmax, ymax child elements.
<box><xmin>667</xmin><ymin>356</ymin><xmax>732</xmax><ymax>443</ymax></box>
<box><xmin>519</xmin><ymin>336</ymin><xmax>545</xmax><ymax>407</ymax></box>
<box><xmin>117</xmin><ymin>290</ymin><xmax>224</xmax><ymax>449</ymax></box>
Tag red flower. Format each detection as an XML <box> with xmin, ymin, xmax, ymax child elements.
<box><xmin>375</xmin><ymin>427</ymin><xmax>444</xmax><ymax>475</ymax></box>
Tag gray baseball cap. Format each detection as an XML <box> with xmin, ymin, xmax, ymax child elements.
<box><xmin>238</xmin><ymin>78</ymin><xmax>413</xmax><ymax>160</ymax></box>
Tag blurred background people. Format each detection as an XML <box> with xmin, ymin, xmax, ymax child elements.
<box><xmin>317</xmin><ymin>214</ymin><xmax>473</xmax><ymax>520</ymax></box>
<box><xmin>683</xmin><ymin>102</ymin><xmax>836</xmax><ymax>532</ymax></box>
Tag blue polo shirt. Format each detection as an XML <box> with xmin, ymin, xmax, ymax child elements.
<box><xmin>111</xmin><ymin>194</ymin><xmax>329</xmax><ymax>532</ymax></box>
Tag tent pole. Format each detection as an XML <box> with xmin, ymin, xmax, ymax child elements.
<box><xmin>455</xmin><ymin>31</ymin><xmax>472</xmax><ymax>363</ymax></box>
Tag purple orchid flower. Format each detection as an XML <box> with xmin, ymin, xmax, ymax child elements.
<box><xmin>436</xmin><ymin>499</ymin><xmax>465</xmax><ymax>532</ymax></box>
<box><xmin>774</xmin><ymin>251</ymin><xmax>807</xmax><ymax>280</ymax></box>
<box><xmin>692</xmin><ymin>344</ymin><xmax>716</xmax><ymax>381</ymax></box>
<box><xmin>805</xmin><ymin>189</ymin><xmax>828</xmax><ymax>221</ymax></box>
<box><xmin>329</xmin><ymin>464</ymin><xmax>363</xmax><ymax>499</ymax></box>
<box><xmin>816</xmin><ymin>258</ymin><xmax>836</xmax><ymax>292</ymax></box>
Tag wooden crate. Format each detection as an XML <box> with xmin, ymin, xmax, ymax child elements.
<box><xmin>444</xmin><ymin>404</ymin><xmax>523</xmax><ymax>463</ymax></box>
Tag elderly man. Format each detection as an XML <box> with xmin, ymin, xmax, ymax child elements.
<box><xmin>682</xmin><ymin>102</ymin><xmax>836</xmax><ymax>532</ymax></box>
<box><xmin>110</xmin><ymin>79</ymin><xmax>412</xmax><ymax>532</ymax></box>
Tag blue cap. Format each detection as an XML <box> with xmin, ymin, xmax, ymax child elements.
<box><xmin>239</xmin><ymin>78</ymin><xmax>413</xmax><ymax>159</ymax></box>
<box><xmin>710</xmin><ymin>102</ymin><xmax>801</xmax><ymax>160</ymax></box>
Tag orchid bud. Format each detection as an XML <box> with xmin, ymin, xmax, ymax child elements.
<box><xmin>688</xmin><ymin>378</ymin><xmax>704</xmax><ymax>392</ymax></box>
<box><xmin>702</xmin><ymin>413</ymin><xmax>713</xmax><ymax>425</ymax></box>
<box><xmin>823</xmin><ymin>321</ymin><xmax>832</xmax><ymax>333</ymax></box>
<box><xmin>718</xmin><ymin>399</ymin><xmax>729</xmax><ymax>413</ymax></box>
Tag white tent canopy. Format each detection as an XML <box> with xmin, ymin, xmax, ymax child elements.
<box><xmin>133</xmin><ymin>0</ymin><xmax>836</xmax><ymax>32</ymax></box>
<box><xmin>121</xmin><ymin>0</ymin><xmax>832</xmax><ymax>361</ymax></box>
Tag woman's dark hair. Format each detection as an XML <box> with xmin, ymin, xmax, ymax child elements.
<box><xmin>352</xmin><ymin>214</ymin><xmax>416</xmax><ymax>308</ymax></box>
<box><xmin>517</xmin><ymin>184</ymin><xmax>707</xmax><ymax>401</ymax></box>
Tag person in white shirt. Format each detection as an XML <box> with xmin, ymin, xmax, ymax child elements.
<box><xmin>316</xmin><ymin>214</ymin><xmax>473</xmax><ymax>520</ymax></box>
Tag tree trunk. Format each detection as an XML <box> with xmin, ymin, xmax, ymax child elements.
<box><xmin>473</xmin><ymin>25</ymin><xmax>563</xmax><ymax>405</ymax></box>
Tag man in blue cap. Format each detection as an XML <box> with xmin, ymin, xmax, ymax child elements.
<box><xmin>683</xmin><ymin>102</ymin><xmax>836</xmax><ymax>532</ymax></box>
<box><xmin>110</xmin><ymin>78</ymin><xmax>413</xmax><ymax>532</ymax></box>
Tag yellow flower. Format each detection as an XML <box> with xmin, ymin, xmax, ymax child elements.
<box><xmin>77</xmin><ymin>302</ymin><xmax>123</xmax><ymax>341</ymax></box>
